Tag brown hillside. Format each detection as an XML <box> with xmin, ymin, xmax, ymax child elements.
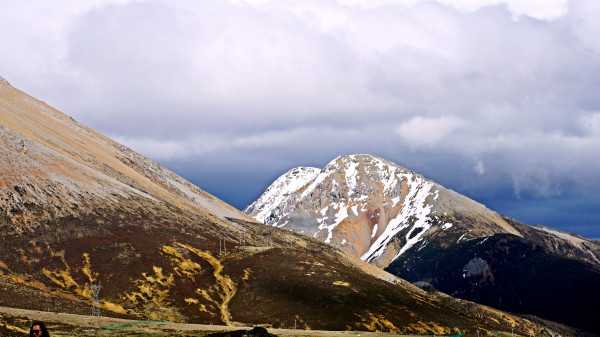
<box><xmin>0</xmin><ymin>79</ymin><xmax>567</xmax><ymax>336</ymax></box>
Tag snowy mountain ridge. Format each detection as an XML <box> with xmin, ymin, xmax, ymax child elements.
<box><xmin>245</xmin><ymin>167</ymin><xmax>320</xmax><ymax>224</ymax></box>
<box><xmin>245</xmin><ymin>154</ymin><xmax>600</xmax><ymax>269</ymax></box>
<box><xmin>245</xmin><ymin>154</ymin><xmax>479</xmax><ymax>266</ymax></box>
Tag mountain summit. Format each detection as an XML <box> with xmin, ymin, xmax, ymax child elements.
<box><xmin>246</xmin><ymin>154</ymin><xmax>600</xmax><ymax>334</ymax></box>
<box><xmin>247</xmin><ymin>154</ymin><xmax>523</xmax><ymax>266</ymax></box>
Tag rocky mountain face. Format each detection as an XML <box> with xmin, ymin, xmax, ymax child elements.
<box><xmin>0</xmin><ymin>79</ymin><xmax>567</xmax><ymax>336</ymax></box>
<box><xmin>246</xmin><ymin>154</ymin><xmax>600</xmax><ymax>335</ymax></box>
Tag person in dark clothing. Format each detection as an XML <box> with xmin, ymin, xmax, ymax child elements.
<box><xmin>29</xmin><ymin>321</ymin><xmax>49</xmax><ymax>337</ymax></box>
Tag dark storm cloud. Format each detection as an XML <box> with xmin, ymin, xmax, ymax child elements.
<box><xmin>0</xmin><ymin>0</ymin><xmax>598</xmax><ymax>237</ymax></box>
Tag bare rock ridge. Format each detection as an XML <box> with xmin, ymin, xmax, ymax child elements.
<box><xmin>246</xmin><ymin>154</ymin><xmax>600</xmax><ymax>334</ymax></box>
<box><xmin>0</xmin><ymin>80</ymin><xmax>569</xmax><ymax>335</ymax></box>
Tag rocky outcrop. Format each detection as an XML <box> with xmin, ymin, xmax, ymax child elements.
<box><xmin>462</xmin><ymin>257</ymin><xmax>489</xmax><ymax>278</ymax></box>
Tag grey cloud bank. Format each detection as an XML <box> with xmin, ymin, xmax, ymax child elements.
<box><xmin>1</xmin><ymin>0</ymin><xmax>599</xmax><ymax>238</ymax></box>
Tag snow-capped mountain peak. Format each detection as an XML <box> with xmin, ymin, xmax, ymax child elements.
<box><xmin>245</xmin><ymin>154</ymin><xmax>463</xmax><ymax>266</ymax></box>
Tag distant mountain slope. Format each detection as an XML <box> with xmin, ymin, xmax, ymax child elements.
<box><xmin>246</xmin><ymin>154</ymin><xmax>600</xmax><ymax>334</ymax></box>
<box><xmin>0</xmin><ymin>79</ymin><xmax>563</xmax><ymax>335</ymax></box>
<box><xmin>386</xmin><ymin>231</ymin><xmax>600</xmax><ymax>335</ymax></box>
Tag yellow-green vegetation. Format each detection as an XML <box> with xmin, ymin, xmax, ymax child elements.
<box><xmin>42</xmin><ymin>252</ymin><xmax>127</xmax><ymax>314</ymax></box>
<box><xmin>160</xmin><ymin>245</ymin><xmax>203</xmax><ymax>279</ymax></box>
<box><xmin>355</xmin><ymin>313</ymin><xmax>399</xmax><ymax>333</ymax></box>
<box><xmin>241</xmin><ymin>268</ymin><xmax>252</xmax><ymax>281</ymax></box>
<box><xmin>123</xmin><ymin>266</ymin><xmax>181</xmax><ymax>321</ymax></box>
<box><xmin>176</xmin><ymin>243</ymin><xmax>237</xmax><ymax>326</ymax></box>
<box><xmin>120</xmin><ymin>242</ymin><xmax>239</xmax><ymax>325</ymax></box>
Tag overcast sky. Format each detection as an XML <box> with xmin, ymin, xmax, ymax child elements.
<box><xmin>1</xmin><ymin>0</ymin><xmax>599</xmax><ymax>238</ymax></box>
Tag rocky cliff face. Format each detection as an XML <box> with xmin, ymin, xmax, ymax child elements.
<box><xmin>246</xmin><ymin>154</ymin><xmax>600</xmax><ymax>334</ymax></box>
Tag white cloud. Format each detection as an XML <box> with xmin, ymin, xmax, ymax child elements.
<box><xmin>396</xmin><ymin>116</ymin><xmax>465</xmax><ymax>149</ymax></box>
<box><xmin>116</xmin><ymin>124</ymin><xmax>376</xmax><ymax>161</ymax></box>
<box><xmin>580</xmin><ymin>113</ymin><xmax>600</xmax><ymax>137</ymax></box>
<box><xmin>292</xmin><ymin>0</ymin><xmax>568</xmax><ymax>20</ymax></box>
<box><xmin>1</xmin><ymin>0</ymin><xmax>600</xmax><ymax>235</ymax></box>
<box><xmin>434</xmin><ymin>0</ymin><xmax>568</xmax><ymax>20</ymax></box>
<box><xmin>473</xmin><ymin>160</ymin><xmax>485</xmax><ymax>175</ymax></box>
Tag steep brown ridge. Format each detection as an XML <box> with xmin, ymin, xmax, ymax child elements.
<box><xmin>0</xmin><ymin>79</ymin><xmax>248</xmax><ymax>226</ymax></box>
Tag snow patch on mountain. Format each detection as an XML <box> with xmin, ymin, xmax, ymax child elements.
<box><xmin>325</xmin><ymin>204</ymin><xmax>349</xmax><ymax>243</ymax></box>
<box><xmin>362</xmin><ymin>177</ymin><xmax>436</xmax><ymax>263</ymax></box>
<box><xmin>244</xmin><ymin>167</ymin><xmax>320</xmax><ymax>223</ymax></box>
<box><xmin>442</xmin><ymin>223</ymin><xmax>453</xmax><ymax>230</ymax></box>
<box><xmin>371</xmin><ymin>224</ymin><xmax>378</xmax><ymax>239</ymax></box>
